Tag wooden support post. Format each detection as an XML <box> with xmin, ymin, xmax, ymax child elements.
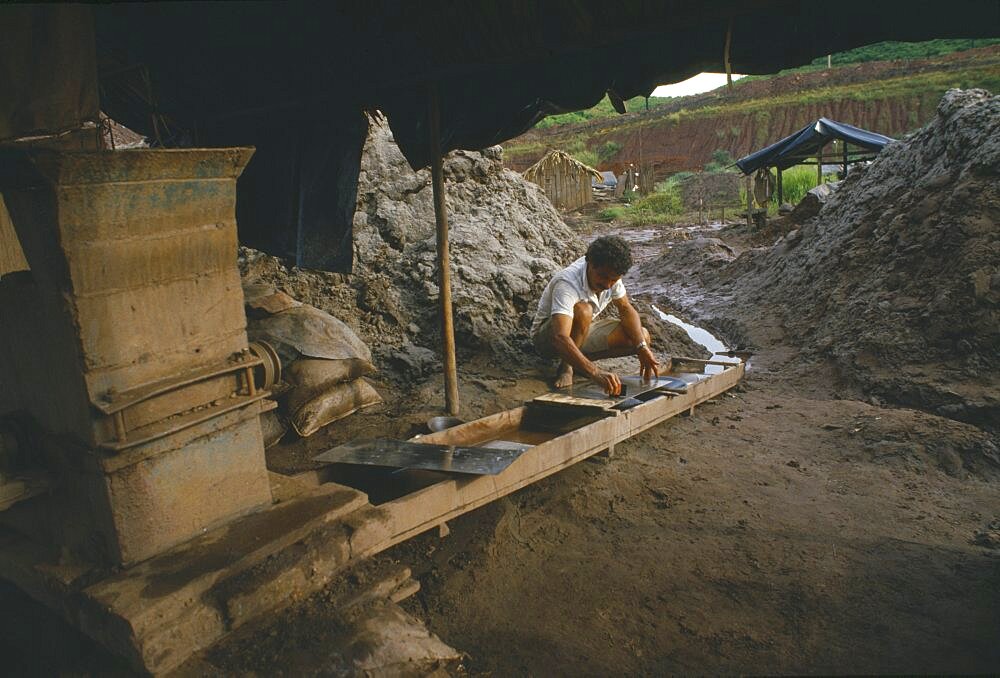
<box><xmin>596</xmin><ymin>442</ymin><xmax>616</xmax><ymax>460</ymax></box>
<box><xmin>427</xmin><ymin>86</ymin><xmax>460</xmax><ymax>416</ymax></box>
<box><xmin>776</xmin><ymin>166</ymin><xmax>783</xmax><ymax>205</ymax></box>
<box><xmin>843</xmin><ymin>142</ymin><xmax>849</xmax><ymax>178</ymax></box>
<box><xmin>745</xmin><ymin>175</ymin><xmax>753</xmax><ymax>227</ymax></box>
<box><xmin>724</xmin><ymin>19</ymin><xmax>734</xmax><ymax>93</ymax></box>
<box><xmin>817</xmin><ymin>146</ymin><xmax>824</xmax><ymax>186</ymax></box>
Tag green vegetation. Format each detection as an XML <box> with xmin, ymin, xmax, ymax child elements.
<box><xmin>740</xmin><ymin>166</ymin><xmax>839</xmax><ymax>214</ymax></box>
<box><xmin>596</xmin><ymin>141</ymin><xmax>623</xmax><ymax>163</ymax></box>
<box><xmin>593</xmin><ymin>65</ymin><xmax>1000</xmax><ymax>134</ymax></box>
<box><xmin>778</xmin><ymin>166</ymin><xmax>824</xmax><ymax>206</ymax></box>
<box><xmin>548</xmin><ymin>139</ymin><xmax>598</xmax><ymax>168</ymax></box>
<box><xmin>531</xmin><ymin>39</ymin><xmax>998</xmax><ymax>133</ymax></box>
<box><xmin>704</xmin><ymin>149</ymin><xmax>736</xmax><ymax>173</ymax></box>
<box><xmin>598</xmin><ymin>176</ymin><xmax>685</xmax><ymax>225</ymax></box>
<box><xmin>505</xmin><ymin>39</ymin><xmax>999</xmax><ymax>177</ymax></box>
<box><xmin>535</xmin><ymin>95</ymin><xmax>672</xmax><ymax>129</ymax></box>
<box><xmin>811</xmin><ymin>38</ymin><xmax>1000</xmax><ymax>68</ymax></box>
<box><xmin>739</xmin><ymin>39</ymin><xmax>1000</xmax><ymax>83</ymax></box>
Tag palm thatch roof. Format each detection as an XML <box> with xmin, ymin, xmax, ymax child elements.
<box><xmin>523</xmin><ymin>149</ymin><xmax>603</xmax><ymax>183</ymax></box>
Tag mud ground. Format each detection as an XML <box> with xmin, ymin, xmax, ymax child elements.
<box><xmin>378</xmin><ymin>219</ymin><xmax>1000</xmax><ymax>675</ymax></box>
<box><xmin>2</xmin><ymin>218</ymin><xmax>998</xmax><ymax>675</ymax></box>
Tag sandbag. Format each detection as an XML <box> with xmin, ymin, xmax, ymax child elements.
<box><xmin>246</xmin><ymin>290</ymin><xmax>301</xmax><ymax>316</ymax></box>
<box><xmin>286</xmin><ymin>357</ymin><xmax>376</xmax><ymax>395</ymax></box>
<box><xmin>290</xmin><ymin>378</ymin><xmax>382</xmax><ymax>437</ymax></box>
<box><xmin>248</xmin><ymin>305</ymin><xmax>372</xmax><ymax>365</ymax></box>
<box><xmin>259</xmin><ymin>409</ymin><xmax>288</xmax><ymax>448</ymax></box>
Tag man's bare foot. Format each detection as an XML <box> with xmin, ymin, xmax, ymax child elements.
<box><xmin>554</xmin><ymin>362</ymin><xmax>574</xmax><ymax>389</ymax></box>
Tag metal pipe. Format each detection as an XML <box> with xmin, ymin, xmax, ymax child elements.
<box><xmin>427</xmin><ymin>85</ymin><xmax>460</xmax><ymax>415</ymax></box>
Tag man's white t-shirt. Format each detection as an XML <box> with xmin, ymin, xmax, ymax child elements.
<box><xmin>531</xmin><ymin>257</ymin><xmax>626</xmax><ymax>335</ymax></box>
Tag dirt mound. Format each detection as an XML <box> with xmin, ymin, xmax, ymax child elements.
<box><xmin>717</xmin><ymin>89</ymin><xmax>1000</xmax><ymax>429</ymax></box>
<box><xmin>241</xmin><ymin>119</ymin><xmax>584</xmax><ymax>367</ymax></box>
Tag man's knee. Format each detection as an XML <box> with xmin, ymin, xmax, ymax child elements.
<box><xmin>573</xmin><ymin>301</ymin><xmax>594</xmax><ymax>325</ymax></box>
<box><xmin>642</xmin><ymin>327</ymin><xmax>651</xmax><ymax>345</ymax></box>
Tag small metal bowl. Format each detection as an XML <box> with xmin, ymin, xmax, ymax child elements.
<box><xmin>427</xmin><ymin>416</ymin><xmax>465</xmax><ymax>433</ymax></box>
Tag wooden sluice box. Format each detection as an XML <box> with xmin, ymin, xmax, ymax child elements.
<box><xmin>308</xmin><ymin>357</ymin><xmax>744</xmax><ymax>548</ymax></box>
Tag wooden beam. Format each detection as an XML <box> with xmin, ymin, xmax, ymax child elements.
<box><xmin>427</xmin><ymin>85</ymin><xmax>460</xmax><ymax>415</ymax></box>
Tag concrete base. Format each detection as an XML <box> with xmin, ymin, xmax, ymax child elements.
<box><xmin>0</xmin><ymin>473</ymin><xmax>393</xmax><ymax>675</ymax></box>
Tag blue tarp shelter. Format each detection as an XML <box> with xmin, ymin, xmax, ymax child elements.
<box><xmin>736</xmin><ymin>117</ymin><xmax>894</xmax><ymax>205</ymax></box>
<box><xmin>735</xmin><ymin>118</ymin><xmax>894</xmax><ymax>175</ymax></box>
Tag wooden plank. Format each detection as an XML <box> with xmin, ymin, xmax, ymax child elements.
<box><xmin>416</xmin><ymin>407</ymin><xmax>524</xmax><ymax>447</ymax></box>
<box><xmin>530</xmin><ymin>391</ymin><xmax>619</xmax><ymax>412</ymax></box>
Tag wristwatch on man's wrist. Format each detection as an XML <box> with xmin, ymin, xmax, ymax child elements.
<box><xmin>635</xmin><ymin>340</ymin><xmax>648</xmax><ymax>352</ymax></box>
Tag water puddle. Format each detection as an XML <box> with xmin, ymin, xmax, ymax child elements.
<box><xmin>651</xmin><ymin>303</ymin><xmax>741</xmax><ymax>374</ymax></box>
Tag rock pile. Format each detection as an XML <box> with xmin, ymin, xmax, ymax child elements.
<box><xmin>240</xmin><ymin>119</ymin><xmax>584</xmax><ymax>368</ymax></box>
<box><xmin>719</xmin><ymin>89</ymin><xmax>1000</xmax><ymax>428</ymax></box>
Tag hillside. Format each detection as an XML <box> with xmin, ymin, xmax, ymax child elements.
<box><xmin>505</xmin><ymin>45</ymin><xmax>1000</xmax><ymax>179</ymax></box>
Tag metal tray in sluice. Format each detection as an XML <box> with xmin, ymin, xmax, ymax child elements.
<box><xmin>565</xmin><ymin>374</ymin><xmax>690</xmax><ymax>401</ymax></box>
<box><xmin>313</xmin><ymin>438</ymin><xmax>528</xmax><ymax>476</ymax></box>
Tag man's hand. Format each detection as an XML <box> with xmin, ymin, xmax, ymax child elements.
<box><xmin>592</xmin><ymin>369</ymin><xmax>622</xmax><ymax>396</ymax></box>
<box><xmin>638</xmin><ymin>345</ymin><xmax>660</xmax><ymax>382</ymax></box>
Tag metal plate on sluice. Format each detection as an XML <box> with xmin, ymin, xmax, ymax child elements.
<box><xmin>313</xmin><ymin>439</ymin><xmax>526</xmax><ymax>476</ymax></box>
<box><xmin>566</xmin><ymin>375</ymin><xmax>690</xmax><ymax>401</ymax></box>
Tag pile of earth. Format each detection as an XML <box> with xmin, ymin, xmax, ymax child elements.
<box><xmin>241</xmin><ymin>118</ymin><xmax>586</xmax><ymax>372</ymax></box>
<box><xmin>648</xmin><ymin>89</ymin><xmax>999</xmax><ymax>430</ymax></box>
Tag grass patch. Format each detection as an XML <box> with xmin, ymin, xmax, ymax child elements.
<box><xmin>600</xmin><ymin>184</ymin><xmax>685</xmax><ymax>225</ymax></box>
<box><xmin>778</xmin><ymin>166</ymin><xmax>824</xmax><ymax>205</ymax></box>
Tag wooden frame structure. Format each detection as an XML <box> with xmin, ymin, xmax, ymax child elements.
<box><xmin>369</xmin><ymin>359</ymin><xmax>743</xmax><ymax>547</ymax></box>
<box><xmin>0</xmin><ymin>358</ymin><xmax>742</xmax><ymax>673</ymax></box>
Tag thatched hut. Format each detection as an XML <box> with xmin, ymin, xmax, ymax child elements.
<box><xmin>523</xmin><ymin>150</ymin><xmax>603</xmax><ymax>211</ymax></box>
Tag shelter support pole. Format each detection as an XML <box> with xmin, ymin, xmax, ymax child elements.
<box><xmin>776</xmin><ymin>167</ymin><xmax>783</xmax><ymax>204</ymax></box>
<box><xmin>745</xmin><ymin>175</ymin><xmax>753</xmax><ymax>227</ymax></box>
<box><xmin>428</xmin><ymin>86</ymin><xmax>460</xmax><ymax>415</ymax></box>
<box><xmin>843</xmin><ymin>142</ymin><xmax>849</xmax><ymax>178</ymax></box>
<box><xmin>724</xmin><ymin>18</ymin><xmax>734</xmax><ymax>92</ymax></box>
<box><xmin>817</xmin><ymin>146</ymin><xmax>824</xmax><ymax>186</ymax></box>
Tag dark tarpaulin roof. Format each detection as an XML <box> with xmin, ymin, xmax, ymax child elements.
<box><xmin>735</xmin><ymin>118</ymin><xmax>895</xmax><ymax>174</ymax></box>
<box><xmin>5</xmin><ymin>1</ymin><xmax>999</xmax><ymax>272</ymax></box>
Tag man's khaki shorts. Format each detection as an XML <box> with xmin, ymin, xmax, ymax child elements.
<box><xmin>532</xmin><ymin>316</ymin><xmax>621</xmax><ymax>358</ymax></box>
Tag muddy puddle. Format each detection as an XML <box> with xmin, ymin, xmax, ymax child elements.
<box><xmin>651</xmin><ymin>303</ymin><xmax>741</xmax><ymax>373</ymax></box>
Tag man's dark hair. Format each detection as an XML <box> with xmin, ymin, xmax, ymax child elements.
<box><xmin>585</xmin><ymin>235</ymin><xmax>632</xmax><ymax>274</ymax></box>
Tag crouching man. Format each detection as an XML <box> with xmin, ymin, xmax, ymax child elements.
<box><xmin>531</xmin><ymin>235</ymin><xmax>659</xmax><ymax>395</ymax></box>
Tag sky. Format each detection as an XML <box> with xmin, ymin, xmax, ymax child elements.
<box><xmin>651</xmin><ymin>72</ymin><xmax>746</xmax><ymax>98</ymax></box>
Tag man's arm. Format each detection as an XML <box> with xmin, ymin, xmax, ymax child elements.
<box><xmin>613</xmin><ymin>295</ymin><xmax>660</xmax><ymax>381</ymax></box>
<box><xmin>550</xmin><ymin>313</ymin><xmax>622</xmax><ymax>395</ymax></box>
